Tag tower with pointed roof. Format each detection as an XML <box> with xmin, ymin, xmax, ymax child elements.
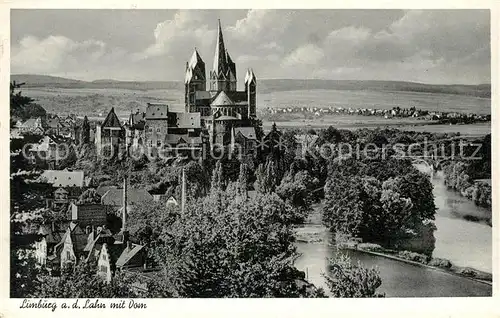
<box><xmin>95</xmin><ymin>107</ymin><xmax>125</xmax><ymax>157</ymax></box>
<box><xmin>182</xmin><ymin>19</ymin><xmax>261</xmax><ymax>153</ymax></box>
<box><xmin>209</xmin><ymin>20</ymin><xmax>237</xmax><ymax>93</ymax></box>
<box><xmin>185</xmin><ymin>48</ymin><xmax>208</xmax><ymax>114</ymax></box>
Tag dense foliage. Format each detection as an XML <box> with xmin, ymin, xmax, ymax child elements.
<box><xmin>10</xmin><ymin>81</ymin><xmax>47</xmax><ymax>120</ymax></box>
<box><xmin>324</xmin><ymin>253</ymin><xmax>384</xmax><ymax>298</ymax></box>
<box><xmin>144</xmin><ymin>180</ymin><xmax>324</xmax><ymax>297</ymax></box>
<box><xmin>442</xmin><ymin>134</ymin><xmax>491</xmax><ymax>208</ymax></box>
<box><xmin>31</xmin><ymin>262</ymin><xmax>143</xmax><ymax>298</ymax></box>
<box><xmin>323</xmin><ymin>156</ymin><xmax>437</xmax><ymax>252</ymax></box>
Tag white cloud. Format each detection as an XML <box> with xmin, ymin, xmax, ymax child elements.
<box><xmin>228</xmin><ymin>9</ymin><xmax>292</xmax><ymax>40</ymax></box>
<box><xmin>10</xmin><ymin>9</ymin><xmax>490</xmax><ymax>84</ymax></box>
<box><xmin>137</xmin><ymin>10</ymin><xmax>215</xmax><ymax>60</ymax></box>
<box><xmin>11</xmin><ymin>35</ymin><xmax>107</xmax><ymax>74</ymax></box>
<box><xmin>282</xmin><ymin>44</ymin><xmax>324</xmax><ymax>67</ymax></box>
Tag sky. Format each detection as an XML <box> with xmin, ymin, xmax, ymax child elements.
<box><xmin>10</xmin><ymin>9</ymin><xmax>491</xmax><ymax>85</ymax></box>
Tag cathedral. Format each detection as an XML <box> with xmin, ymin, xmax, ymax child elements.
<box><xmin>184</xmin><ymin>20</ymin><xmax>260</xmax><ymax>148</ymax></box>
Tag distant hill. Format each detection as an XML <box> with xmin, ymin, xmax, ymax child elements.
<box><xmin>11</xmin><ymin>74</ymin><xmax>491</xmax><ymax>98</ymax></box>
<box><xmin>11</xmin><ymin>74</ymin><xmax>85</xmax><ymax>85</ymax></box>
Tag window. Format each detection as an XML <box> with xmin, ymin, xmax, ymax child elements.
<box><xmin>66</xmin><ymin>251</ymin><xmax>71</xmax><ymax>260</ymax></box>
<box><xmin>157</xmin><ymin>140</ymin><xmax>162</xmax><ymax>147</ymax></box>
<box><xmin>156</xmin><ymin>127</ymin><xmax>161</xmax><ymax>133</ymax></box>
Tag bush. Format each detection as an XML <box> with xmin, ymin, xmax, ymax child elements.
<box><xmin>428</xmin><ymin>258</ymin><xmax>452</xmax><ymax>268</ymax></box>
<box><xmin>397</xmin><ymin>251</ymin><xmax>429</xmax><ymax>264</ymax></box>
<box><xmin>457</xmin><ymin>267</ymin><xmax>477</xmax><ymax>277</ymax></box>
<box><xmin>357</xmin><ymin>243</ymin><xmax>383</xmax><ymax>252</ymax></box>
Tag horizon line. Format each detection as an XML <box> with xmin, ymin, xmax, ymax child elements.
<box><xmin>10</xmin><ymin>73</ymin><xmax>491</xmax><ymax>87</ymax></box>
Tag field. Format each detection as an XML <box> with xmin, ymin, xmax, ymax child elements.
<box><xmin>22</xmin><ymin>86</ymin><xmax>491</xmax><ymax>136</ymax></box>
<box><xmin>258</xmin><ymin>89</ymin><xmax>491</xmax><ymax>114</ymax></box>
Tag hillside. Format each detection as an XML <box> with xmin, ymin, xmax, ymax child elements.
<box><xmin>11</xmin><ymin>74</ymin><xmax>491</xmax><ymax>98</ymax></box>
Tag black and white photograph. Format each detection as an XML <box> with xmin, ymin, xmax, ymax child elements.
<box><xmin>5</xmin><ymin>6</ymin><xmax>496</xmax><ymax>307</ymax></box>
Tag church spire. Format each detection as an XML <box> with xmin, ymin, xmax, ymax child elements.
<box><xmin>213</xmin><ymin>19</ymin><xmax>228</xmax><ymax>78</ymax></box>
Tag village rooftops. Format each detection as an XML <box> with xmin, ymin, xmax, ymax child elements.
<box><xmin>145</xmin><ymin>103</ymin><xmax>169</xmax><ymax>120</ymax></box>
<box><xmin>172</xmin><ymin>112</ymin><xmax>201</xmax><ymax>129</ymax></box>
<box><xmin>37</xmin><ymin>221</ymin><xmax>72</xmax><ymax>245</ymax></box>
<box><xmin>38</xmin><ymin>170</ymin><xmax>85</xmax><ymax>187</ymax></box>
<box><xmin>234</xmin><ymin>127</ymin><xmax>257</xmax><ymax>140</ymax></box>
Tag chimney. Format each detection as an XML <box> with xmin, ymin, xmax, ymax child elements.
<box><xmin>122</xmin><ymin>176</ymin><xmax>127</xmax><ymax>231</ymax></box>
<box><xmin>126</xmin><ymin>240</ymin><xmax>132</xmax><ymax>251</ymax></box>
<box><xmin>51</xmin><ymin>221</ymin><xmax>55</xmax><ymax>232</ymax></box>
<box><xmin>181</xmin><ymin>168</ymin><xmax>186</xmax><ymax>213</ymax></box>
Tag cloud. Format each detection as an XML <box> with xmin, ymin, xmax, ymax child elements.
<box><xmin>282</xmin><ymin>44</ymin><xmax>325</xmax><ymax>67</ymax></box>
<box><xmin>228</xmin><ymin>9</ymin><xmax>292</xmax><ymax>40</ymax></box>
<box><xmin>136</xmin><ymin>10</ymin><xmax>215</xmax><ymax>60</ymax></box>
<box><xmin>11</xmin><ymin>35</ymin><xmax>108</xmax><ymax>74</ymax></box>
<box><xmin>10</xmin><ymin>9</ymin><xmax>490</xmax><ymax>84</ymax></box>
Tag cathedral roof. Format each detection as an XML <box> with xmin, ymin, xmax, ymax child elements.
<box><xmin>211</xmin><ymin>91</ymin><xmax>234</xmax><ymax>106</ymax></box>
<box><xmin>225</xmin><ymin>91</ymin><xmax>248</xmax><ymax>104</ymax></box>
<box><xmin>226</xmin><ymin>51</ymin><xmax>236</xmax><ymax>79</ymax></box>
<box><xmin>189</xmin><ymin>48</ymin><xmax>204</xmax><ymax>70</ymax></box>
<box><xmin>185</xmin><ymin>48</ymin><xmax>206</xmax><ymax>84</ymax></box>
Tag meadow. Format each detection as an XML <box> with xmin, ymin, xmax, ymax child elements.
<box><xmin>22</xmin><ymin>86</ymin><xmax>491</xmax><ymax>136</ymax></box>
<box><xmin>258</xmin><ymin>89</ymin><xmax>491</xmax><ymax>114</ymax></box>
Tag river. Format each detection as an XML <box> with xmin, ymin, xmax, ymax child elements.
<box><xmin>294</xmin><ymin>165</ymin><xmax>492</xmax><ymax>297</ymax></box>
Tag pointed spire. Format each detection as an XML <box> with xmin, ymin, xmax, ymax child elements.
<box><xmin>213</xmin><ymin>19</ymin><xmax>228</xmax><ymax>77</ymax></box>
<box><xmin>184</xmin><ymin>66</ymin><xmax>193</xmax><ymax>84</ymax></box>
<box><xmin>245</xmin><ymin>68</ymin><xmax>256</xmax><ymax>85</ymax></box>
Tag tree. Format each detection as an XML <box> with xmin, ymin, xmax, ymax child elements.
<box><xmin>10</xmin><ymin>81</ymin><xmax>47</xmax><ymax>120</ymax></box>
<box><xmin>31</xmin><ymin>262</ymin><xmax>144</xmax><ymax>298</ymax></box>
<box><xmin>323</xmin><ymin>174</ymin><xmax>365</xmax><ymax>235</ymax></box>
<box><xmin>10</xmin><ymin>245</ymin><xmax>43</xmax><ymax>297</ymax></box>
<box><xmin>210</xmin><ymin>160</ymin><xmax>224</xmax><ymax>190</ymax></box>
<box><xmin>128</xmin><ymin>200</ymin><xmax>179</xmax><ymax>251</ymax></box>
<box><xmin>77</xmin><ymin>188</ymin><xmax>101</xmax><ymax>205</ymax></box>
<box><xmin>254</xmin><ymin>158</ymin><xmax>280</xmax><ymax>194</ymax></box>
<box><xmin>276</xmin><ymin>170</ymin><xmax>318</xmax><ymax>224</ymax></box>
<box><xmin>324</xmin><ymin>253</ymin><xmax>384</xmax><ymax>298</ymax></box>
<box><xmin>149</xmin><ymin>185</ymin><xmax>323</xmax><ymax>297</ymax></box>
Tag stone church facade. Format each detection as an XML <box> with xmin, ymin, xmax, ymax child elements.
<box><xmin>184</xmin><ymin>20</ymin><xmax>260</xmax><ymax>149</ymax></box>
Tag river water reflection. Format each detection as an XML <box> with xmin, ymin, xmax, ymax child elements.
<box><xmin>294</xmin><ymin>165</ymin><xmax>492</xmax><ymax>297</ymax></box>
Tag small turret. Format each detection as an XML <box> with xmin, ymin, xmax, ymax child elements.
<box><xmin>245</xmin><ymin>68</ymin><xmax>257</xmax><ymax>118</ymax></box>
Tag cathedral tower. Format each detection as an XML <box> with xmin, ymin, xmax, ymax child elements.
<box><xmin>185</xmin><ymin>48</ymin><xmax>206</xmax><ymax>113</ymax></box>
<box><xmin>210</xmin><ymin>20</ymin><xmax>237</xmax><ymax>92</ymax></box>
<box><xmin>245</xmin><ymin>68</ymin><xmax>257</xmax><ymax>118</ymax></box>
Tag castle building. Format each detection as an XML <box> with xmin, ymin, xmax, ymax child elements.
<box><xmin>95</xmin><ymin>107</ymin><xmax>125</xmax><ymax>157</ymax></box>
<box><xmin>184</xmin><ymin>20</ymin><xmax>259</xmax><ymax>151</ymax></box>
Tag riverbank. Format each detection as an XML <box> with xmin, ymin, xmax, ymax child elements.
<box><xmin>294</xmin><ymin>202</ymin><xmax>492</xmax><ymax>297</ymax></box>
<box><xmin>337</xmin><ymin>241</ymin><xmax>492</xmax><ymax>285</ymax></box>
